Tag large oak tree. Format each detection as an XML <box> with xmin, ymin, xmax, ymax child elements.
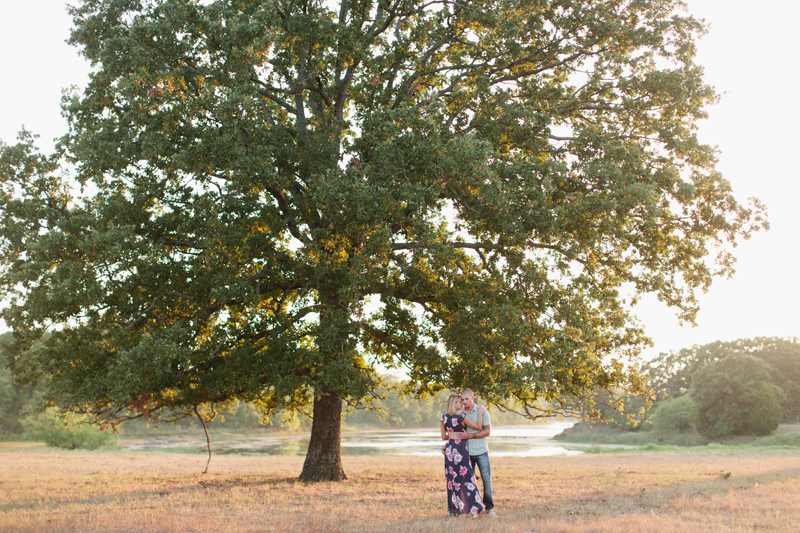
<box><xmin>0</xmin><ymin>0</ymin><xmax>764</xmax><ymax>481</ymax></box>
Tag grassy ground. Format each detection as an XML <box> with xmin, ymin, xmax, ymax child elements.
<box><xmin>2</xmin><ymin>448</ymin><xmax>800</xmax><ymax>532</ymax></box>
<box><xmin>555</xmin><ymin>423</ymin><xmax>800</xmax><ymax>449</ymax></box>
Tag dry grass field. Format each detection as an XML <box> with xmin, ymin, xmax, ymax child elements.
<box><xmin>2</xmin><ymin>447</ymin><xmax>799</xmax><ymax>532</ymax></box>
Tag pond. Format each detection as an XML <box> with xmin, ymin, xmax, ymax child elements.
<box><xmin>124</xmin><ymin>421</ymin><xmax>589</xmax><ymax>457</ymax></box>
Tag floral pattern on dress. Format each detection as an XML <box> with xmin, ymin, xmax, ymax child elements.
<box><xmin>442</xmin><ymin>413</ymin><xmax>485</xmax><ymax>516</ymax></box>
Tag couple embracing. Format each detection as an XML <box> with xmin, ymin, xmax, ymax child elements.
<box><xmin>439</xmin><ymin>388</ymin><xmax>498</xmax><ymax>518</ymax></box>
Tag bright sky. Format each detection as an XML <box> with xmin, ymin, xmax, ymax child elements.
<box><xmin>0</xmin><ymin>0</ymin><xmax>797</xmax><ymax>359</ymax></box>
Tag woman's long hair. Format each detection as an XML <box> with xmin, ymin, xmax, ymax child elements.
<box><xmin>445</xmin><ymin>394</ymin><xmax>461</xmax><ymax>415</ymax></box>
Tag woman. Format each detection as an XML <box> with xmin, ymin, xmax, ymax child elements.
<box><xmin>440</xmin><ymin>394</ymin><xmax>486</xmax><ymax>517</ymax></box>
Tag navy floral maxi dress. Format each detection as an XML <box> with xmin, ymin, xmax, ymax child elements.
<box><xmin>442</xmin><ymin>413</ymin><xmax>485</xmax><ymax>516</ymax></box>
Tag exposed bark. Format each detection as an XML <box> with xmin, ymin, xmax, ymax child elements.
<box><xmin>298</xmin><ymin>390</ymin><xmax>347</xmax><ymax>482</ymax></box>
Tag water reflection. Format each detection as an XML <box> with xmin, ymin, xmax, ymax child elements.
<box><xmin>125</xmin><ymin>421</ymin><xmax>584</xmax><ymax>457</ymax></box>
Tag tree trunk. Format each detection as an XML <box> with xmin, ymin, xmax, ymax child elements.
<box><xmin>298</xmin><ymin>389</ymin><xmax>347</xmax><ymax>482</ymax></box>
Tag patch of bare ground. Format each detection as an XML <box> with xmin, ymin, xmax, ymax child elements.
<box><xmin>1</xmin><ymin>450</ymin><xmax>799</xmax><ymax>532</ymax></box>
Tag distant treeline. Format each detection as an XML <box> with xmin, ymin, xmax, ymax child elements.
<box><xmin>102</xmin><ymin>386</ymin><xmax>540</xmax><ymax>436</ymax></box>
<box><xmin>589</xmin><ymin>337</ymin><xmax>800</xmax><ymax>439</ymax></box>
<box><xmin>8</xmin><ymin>331</ymin><xmax>794</xmax><ymax>443</ymax></box>
<box><xmin>1</xmin><ymin>331</ymin><xmax>539</xmax><ymax>440</ymax></box>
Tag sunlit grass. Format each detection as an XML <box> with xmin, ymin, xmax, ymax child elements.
<box><xmin>2</xmin><ymin>450</ymin><xmax>799</xmax><ymax>532</ymax></box>
<box><xmin>0</xmin><ymin>441</ymin><xmax>45</xmax><ymax>450</ymax></box>
<box><xmin>556</xmin><ymin>423</ymin><xmax>800</xmax><ymax>448</ymax></box>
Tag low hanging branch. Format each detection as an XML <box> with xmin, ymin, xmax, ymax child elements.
<box><xmin>194</xmin><ymin>406</ymin><xmax>212</xmax><ymax>475</ymax></box>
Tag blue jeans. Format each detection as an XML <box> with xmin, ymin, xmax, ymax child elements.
<box><xmin>470</xmin><ymin>452</ymin><xmax>494</xmax><ymax>510</ymax></box>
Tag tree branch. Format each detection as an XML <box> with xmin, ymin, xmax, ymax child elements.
<box><xmin>357</xmin><ymin>321</ymin><xmax>407</xmax><ymax>357</ymax></box>
<box><xmin>248</xmin><ymin>305</ymin><xmax>324</xmax><ymax>343</ymax></box>
<box><xmin>134</xmin><ymin>229</ymin><xmax>204</xmax><ymax>249</ymax></box>
<box><xmin>254</xmin><ymin>85</ymin><xmax>298</xmax><ymax>115</ymax></box>
<box><xmin>391</xmin><ymin>241</ymin><xmax>499</xmax><ymax>251</ymax></box>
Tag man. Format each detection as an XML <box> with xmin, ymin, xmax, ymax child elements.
<box><xmin>453</xmin><ymin>388</ymin><xmax>497</xmax><ymax>518</ymax></box>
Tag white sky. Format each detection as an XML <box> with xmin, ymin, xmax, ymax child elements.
<box><xmin>0</xmin><ymin>0</ymin><xmax>797</xmax><ymax>359</ymax></box>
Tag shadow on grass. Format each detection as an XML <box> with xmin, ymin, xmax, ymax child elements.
<box><xmin>513</xmin><ymin>464</ymin><xmax>800</xmax><ymax>525</ymax></box>
<box><xmin>0</xmin><ymin>473</ymin><xmax>305</xmax><ymax>514</ymax></box>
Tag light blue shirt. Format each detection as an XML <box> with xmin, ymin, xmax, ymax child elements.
<box><xmin>463</xmin><ymin>406</ymin><xmax>490</xmax><ymax>456</ymax></box>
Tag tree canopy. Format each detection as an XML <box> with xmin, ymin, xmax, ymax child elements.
<box><xmin>0</xmin><ymin>0</ymin><xmax>764</xmax><ymax>480</ymax></box>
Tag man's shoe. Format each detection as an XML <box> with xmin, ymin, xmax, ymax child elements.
<box><xmin>486</xmin><ymin>509</ymin><xmax>498</xmax><ymax>518</ymax></box>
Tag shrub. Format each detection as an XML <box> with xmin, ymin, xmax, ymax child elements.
<box><xmin>23</xmin><ymin>409</ymin><xmax>117</xmax><ymax>450</ymax></box>
<box><xmin>690</xmin><ymin>353</ymin><xmax>783</xmax><ymax>438</ymax></box>
<box><xmin>651</xmin><ymin>396</ymin><xmax>698</xmax><ymax>433</ymax></box>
